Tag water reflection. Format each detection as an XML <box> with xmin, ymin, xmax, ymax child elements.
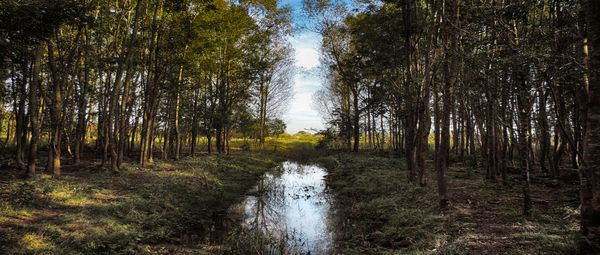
<box><xmin>238</xmin><ymin>161</ymin><xmax>334</xmax><ymax>254</ymax></box>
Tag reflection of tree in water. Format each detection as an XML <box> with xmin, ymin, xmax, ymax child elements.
<box><xmin>243</xmin><ymin>162</ymin><xmax>334</xmax><ymax>254</ymax></box>
<box><xmin>253</xmin><ymin>174</ymin><xmax>286</xmax><ymax>230</ymax></box>
<box><xmin>247</xmin><ymin>166</ymin><xmax>292</xmax><ymax>247</ymax></box>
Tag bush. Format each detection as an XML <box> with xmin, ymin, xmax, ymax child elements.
<box><xmin>284</xmin><ymin>143</ymin><xmax>320</xmax><ymax>163</ymax></box>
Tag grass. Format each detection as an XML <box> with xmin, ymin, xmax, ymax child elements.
<box><xmin>1</xmin><ymin>132</ymin><xmax>580</xmax><ymax>254</ymax></box>
<box><xmin>0</xmin><ymin>150</ymin><xmax>288</xmax><ymax>254</ymax></box>
<box><xmin>321</xmin><ymin>151</ymin><xmax>580</xmax><ymax>254</ymax></box>
<box><xmin>319</xmin><ymin>153</ymin><xmax>439</xmax><ymax>254</ymax></box>
<box><xmin>0</xmin><ymin>133</ymin><xmax>321</xmax><ymax>255</ymax></box>
<box><xmin>227</xmin><ymin>132</ymin><xmax>322</xmax><ymax>152</ymax></box>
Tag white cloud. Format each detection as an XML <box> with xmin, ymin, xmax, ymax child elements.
<box><xmin>289</xmin><ymin>31</ymin><xmax>321</xmax><ymax>49</ymax></box>
<box><xmin>283</xmin><ymin>31</ymin><xmax>325</xmax><ymax>134</ymax></box>
<box><xmin>295</xmin><ymin>48</ymin><xmax>320</xmax><ymax>69</ymax></box>
<box><xmin>285</xmin><ymin>90</ymin><xmax>324</xmax><ymax>134</ymax></box>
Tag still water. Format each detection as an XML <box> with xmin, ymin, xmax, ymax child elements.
<box><xmin>232</xmin><ymin>161</ymin><xmax>335</xmax><ymax>254</ymax></box>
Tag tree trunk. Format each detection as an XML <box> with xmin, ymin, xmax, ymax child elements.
<box><xmin>579</xmin><ymin>0</ymin><xmax>600</xmax><ymax>252</ymax></box>
<box><xmin>130</xmin><ymin>108</ymin><xmax>139</xmax><ymax>155</ymax></box>
<box><xmin>191</xmin><ymin>91</ymin><xmax>198</xmax><ymax>157</ymax></box>
<box><xmin>26</xmin><ymin>47</ymin><xmax>43</xmax><ymax>178</ymax></box>
<box><xmin>15</xmin><ymin>62</ymin><xmax>28</xmax><ymax>170</ymax></box>
<box><xmin>434</xmin><ymin>85</ymin><xmax>440</xmax><ymax>171</ymax></box>
<box><xmin>417</xmin><ymin>61</ymin><xmax>433</xmax><ymax>186</ymax></box>
<box><xmin>516</xmin><ymin>70</ymin><xmax>532</xmax><ymax>217</ymax></box>
<box><xmin>438</xmin><ymin>0</ymin><xmax>456</xmax><ymax>208</ymax></box>
<box><xmin>47</xmin><ymin>41</ymin><xmax>65</xmax><ymax>178</ymax></box>
<box><xmin>438</xmin><ymin>59</ymin><xmax>452</xmax><ymax>209</ymax></box>
<box><xmin>139</xmin><ymin>109</ymin><xmax>148</xmax><ymax>165</ymax></box>
<box><xmin>486</xmin><ymin>89</ymin><xmax>497</xmax><ymax>182</ymax></box>
<box><xmin>216</xmin><ymin>128</ymin><xmax>222</xmax><ymax>154</ymax></box>
<box><xmin>207</xmin><ymin>133</ymin><xmax>212</xmax><ymax>154</ymax></box>
<box><xmin>538</xmin><ymin>88</ymin><xmax>550</xmax><ymax>174</ymax></box>
<box><xmin>352</xmin><ymin>89</ymin><xmax>360</xmax><ymax>152</ymax></box>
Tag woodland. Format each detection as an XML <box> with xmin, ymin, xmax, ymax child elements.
<box><xmin>1</xmin><ymin>0</ymin><xmax>600</xmax><ymax>254</ymax></box>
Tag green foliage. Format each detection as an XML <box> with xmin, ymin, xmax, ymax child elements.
<box><xmin>284</xmin><ymin>142</ymin><xmax>320</xmax><ymax>163</ymax></box>
<box><xmin>266</xmin><ymin>118</ymin><xmax>286</xmax><ymax>137</ymax></box>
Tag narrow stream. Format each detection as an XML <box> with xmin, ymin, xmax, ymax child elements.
<box><xmin>231</xmin><ymin>161</ymin><xmax>335</xmax><ymax>254</ymax></box>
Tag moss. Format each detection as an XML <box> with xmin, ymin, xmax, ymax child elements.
<box><xmin>21</xmin><ymin>233</ymin><xmax>55</xmax><ymax>253</ymax></box>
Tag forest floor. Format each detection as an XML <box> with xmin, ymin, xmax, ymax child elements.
<box><xmin>0</xmin><ymin>150</ymin><xmax>289</xmax><ymax>255</ymax></box>
<box><xmin>0</xmin><ymin>136</ymin><xmax>580</xmax><ymax>255</ymax></box>
<box><xmin>321</xmin><ymin>151</ymin><xmax>580</xmax><ymax>254</ymax></box>
<box><xmin>0</xmin><ymin>133</ymin><xmax>320</xmax><ymax>255</ymax></box>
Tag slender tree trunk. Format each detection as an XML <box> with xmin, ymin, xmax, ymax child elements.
<box><xmin>550</xmin><ymin>120</ymin><xmax>564</xmax><ymax>176</ymax></box>
<box><xmin>5</xmin><ymin>114</ymin><xmax>11</xmax><ymax>145</ymax></box>
<box><xmin>26</xmin><ymin>47</ymin><xmax>43</xmax><ymax>178</ymax></box>
<box><xmin>216</xmin><ymin>128</ymin><xmax>222</xmax><ymax>154</ymax></box>
<box><xmin>438</xmin><ymin>59</ymin><xmax>452</xmax><ymax>209</ymax></box>
<box><xmin>74</xmin><ymin>37</ymin><xmax>90</xmax><ymax>165</ymax></box>
<box><xmin>352</xmin><ymin>89</ymin><xmax>360</xmax><ymax>152</ymax></box>
<box><xmin>516</xmin><ymin>70</ymin><xmax>532</xmax><ymax>217</ymax></box>
<box><xmin>191</xmin><ymin>91</ymin><xmax>198</xmax><ymax>157</ymax></box>
<box><xmin>15</xmin><ymin>62</ymin><xmax>28</xmax><ymax>170</ymax></box>
<box><xmin>452</xmin><ymin>109</ymin><xmax>459</xmax><ymax>153</ymax></box>
<box><xmin>437</xmin><ymin>0</ymin><xmax>455</xmax><ymax>209</ymax></box>
<box><xmin>538</xmin><ymin>89</ymin><xmax>550</xmax><ymax>174</ymax></box>
<box><xmin>367</xmin><ymin>108</ymin><xmax>372</xmax><ymax>149</ymax></box>
<box><xmin>417</xmin><ymin>63</ymin><xmax>433</xmax><ymax>186</ymax></box>
<box><xmin>486</xmin><ymin>89</ymin><xmax>497</xmax><ymax>181</ymax></box>
<box><xmin>499</xmin><ymin>85</ymin><xmax>509</xmax><ymax>184</ymax></box>
<box><xmin>434</xmin><ymin>84</ymin><xmax>441</xmax><ymax>171</ymax></box>
<box><xmin>139</xmin><ymin>109</ymin><xmax>148</xmax><ymax>165</ymax></box>
<box><xmin>130</xmin><ymin>107</ymin><xmax>139</xmax><ymax>156</ymax></box>
<box><xmin>207</xmin><ymin>133</ymin><xmax>212</xmax><ymax>154</ymax></box>
<box><xmin>162</xmin><ymin>126</ymin><xmax>168</xmax><ymax>160</ymax></box>
<box><xmin>148</xmin><ymin>117</ymin><xmax>156</xmax><ymax>163</ymax></box>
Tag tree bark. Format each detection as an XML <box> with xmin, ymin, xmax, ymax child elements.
<box><xmin>437</xmin><ymin>0</ymin><xmax>455</xmax><ymax>209</ymax></box>
<box><xmin>516</xmin><ymin>69</ymin><xmax>532</xmax><ymax>217</ymax></box>
<box><xmin>26</xmin><ymin>47</ymin><xmax>43</xmax><ymax>178</ymax></box>
<box><xmin>47</xmin><ymin>41</ymin><xmax>64</xmax><ymax>178</ymax></box>
<box><xmin>579</xmin><ymin>0</ymin><xmax>600</xmax><ymax>252</ymax></box>
<box><xmin>352</xmin><ymin>88</ymin><xmax>360</xmax><ymax>152</ymax></box>
<box><xmin>14</xmin><ymin>62</ymin><xmax>28</xmax><ymax>170</ymax></box>
<box><xmin>538</xmin><ymin>88</ymin><xmax>550</xmax><ymax>174</ymax></box>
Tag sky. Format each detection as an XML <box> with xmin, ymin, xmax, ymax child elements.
<box><xmin>279</xmin><ymin>0</ymin><xmax>325</xmax><ymax>134</ymax></box>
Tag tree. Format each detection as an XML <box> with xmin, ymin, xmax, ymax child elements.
<box><xmin>251</xmin><ymin>34</ymin><xmax>293</xmax><ymax>148</ymax></box>
<box><xmin>580</xmin><ymin>0</ymin><xmax>600</xmax><ymax>252</ymax></box>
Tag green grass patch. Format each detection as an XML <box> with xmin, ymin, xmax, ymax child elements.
<box><xmin>323</xmin><ymin>154</ymin><xmax>440</xmax><ymax>254</ymax></box>
<box><xmin>323</xmin><ymin>152</ymin><xmax>579</xmax><ymax>254</ymax></box>
<box><xmin>0</xmin><ymin>150</ymin><xmax>286</xmax><ymax>254</ymax></box>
